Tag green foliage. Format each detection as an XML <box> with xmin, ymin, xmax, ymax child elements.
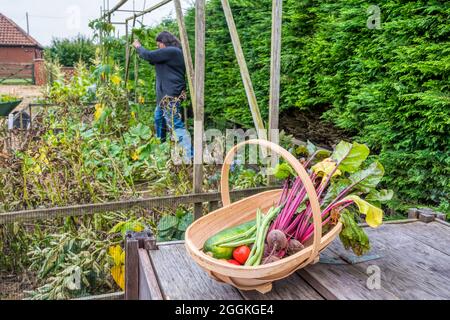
<box><xmin>0</xmin><ymin>94</ymin><xmax>20</xmax><ymax>103</ymax></box>
<box><xmin>339</xmin><ymin>209</ymin><xmax>370</xmax><ymax>256</ymax></box>
<box><xmin>156</xmin><ymin>208</ymin><xmax>194</xmax><ymax>242</ymax></box>
<box><xmin>45</xmin><ymin>35</ymin><xmax>97</xmax><ymax>67</ymax></box>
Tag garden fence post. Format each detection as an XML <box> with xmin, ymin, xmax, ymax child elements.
<box><xmin>268</xmin><ymin>0</ymin><xmax>283</xmax><ymax>185</ymax></box>
<box><xmin>194</xmin><ymin>0</ymin><xmax>206</xmax><ymax>220</ymax></box>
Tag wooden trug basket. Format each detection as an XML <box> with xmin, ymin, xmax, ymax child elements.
<box><xmin>185</xmin><ymin>139</ymin><xmax>342</xmax><ymax>294</ymax></box>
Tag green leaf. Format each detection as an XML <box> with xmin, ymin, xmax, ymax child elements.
<box><xmin>306</xmin><ymin>140</ymin><xmax>317</xmax><ymax>155</ymax></box>
<box><xmin>366</xmin><ymin>189</ymin><xmax>394</xmax><ymax>203</ymax></box>
<box><xmin>339</xmin><ymin>210</ymin><xmax>371</xmax><ymax>256</ymax></box>
<box><xmin>177</xmin><ymin>213</ymin><xmax>194</xmax><ymax>232</ymax></box>
<box><xmin>322</xmin><ymin>178</ymin><xmax>351</xmax><ymax>207</ymax></box>
<box><xmin>314</xmin><ymin>150</ymin><xmax>332</xmax><ymax>162</ymax></box>
<box><xmin>157</xmin><ymin>229</ymin><xmax>175</xmax><ymax>242</ymax></box>
<box><xmin>332</xmin><ymin>141</ymin><xmax>370</xmax><ymax>173</ymax></box>
<box><xmin>273</xmin><ymin>162</ymin><xmax>295</xmax><ymax>180</ymax></box>
<box><xmin>343</xmin><ymin>195</ymin><xmax>383</xmax><ymax>228</ymax></box>
<box><xmin>173</xmin><ymin>231</ymin><xmax>186</xmax><ymax>241</ymax></box>
<box><xmin>109</xmin><ymin>221</ymin><xmax>125</xmax><ymax>234</ymax></box>
<box><xmin>157</xmin><ymin>215</ymin><xmax>179</xmax><ymax>232</ymax></box>
<box><xmin>349</xmin><ymin>161</ymin><xmax>385</xmax><ymax>193</ymax></box>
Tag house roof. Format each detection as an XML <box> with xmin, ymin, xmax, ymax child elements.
<box><xmin>0</xmin><ymin>12</ymin><xmax>43</xmax><ymax>48</ymax></box>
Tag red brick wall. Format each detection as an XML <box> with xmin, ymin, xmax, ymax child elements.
<box><xmin>33</xmin><ymin>58</ymin><xmax>46</xmax><ymax>86</ymax></box>
<box><xmin>0</xmin><ymin>46</ymin><xmax>42</xmax><ymax>64</ymax></box>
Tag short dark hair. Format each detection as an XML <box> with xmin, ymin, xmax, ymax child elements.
<box><xmin>156</xmin><ymin>31</ymin><xmax>182</xmax><ymax>49</ymax></box>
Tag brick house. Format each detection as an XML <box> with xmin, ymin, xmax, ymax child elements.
<box><xmin>0</xmin><ymin>12</ymin><xmax>44</xmax><ymax>84</ymax></box>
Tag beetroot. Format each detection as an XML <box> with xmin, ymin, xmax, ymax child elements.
<box><xmin>267</xmin><ymin>229</ymin><xmax>288</xmax><ymax>251</ymax></box>
<box><xmin>287</xmin><ymin>239</ymin><xmax>304</xmax><ymax>256</ymax></box>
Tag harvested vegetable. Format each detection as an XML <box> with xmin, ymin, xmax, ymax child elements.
<box><xmin>227</xmin><ymin>259</ymin><xmax>241</xmax><ymax>266</ymax></box>
<box><xmin>203</xmin><ymin>220</ymin><xmax>255</xmax><ymax>259</ymax></box>
<box><xmin>245</xmin><ymin>207</ymin><xmax>281</xmax><ymax>266</ymax></box>
<box><xmin>232</xmin><ymin>245</ymin><xmax>251</xmax><ymax>265</ymax></box>
<box><xmin>267</xmin><ymin>229</ymin><xmax>288</xmax><ymax>252</ymax></box>
<box><xmin>267</xmin><ymin>141</ymin><xmax>392</xmax><ymax>258</ymax></box>
<box><xmin>286</xmin><ymin>239</ymin><xmax>304</xmax><ymax>256</ymax></box>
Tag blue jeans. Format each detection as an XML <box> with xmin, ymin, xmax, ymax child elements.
<box><xmin>155</xmin><ymin>101</ymin><xmax>193</xmax><ymax>161</ymax></box>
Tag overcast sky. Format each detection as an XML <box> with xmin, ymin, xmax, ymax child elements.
<box><xmin>1</xmin><ymin>0</ymin><xmax>194</xmax><ymax>46</ymax></box>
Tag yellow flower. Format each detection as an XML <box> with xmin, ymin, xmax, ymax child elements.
<box><xmin>131</xmin><ymin>150</ymin><xmax>140</xmax><ymax>161</ymax></box>
<box><xmin>131</xmin><ymin>111</ymin><xmax>136</xmax><ymax>119</ymax></box>
<box><xmin>111</xmin><ymin>75</ymin><xmax>121</xmax><ymax>85</ymax></box>
<box><xmin>138</xmin><ymin>96</ymin><xmax>145</xmax><ymax>104</ymax></box>
<box><xmin>133</xmin><ymin>223</ymin><xmax>144</xmax><ymax>232</ymax></box>
<box><xmin>111</xmin><ymin>265</ymin><xmax>125</xmax><ymax>290</ymax></box>
<box><xmin>108</xmin><ymin>245</ymin><xmax>123</xmax><ymax>266</ymax></box>
<box><xmin>94</xmin><ymin>103</ymin><xmax>104</xmax><ymax>121</ymax></box>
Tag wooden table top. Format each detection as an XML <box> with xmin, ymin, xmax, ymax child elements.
<box><xmin>143</xmin><ymin>221</ymin><xmax>450</xmax><ymax>300</ymax></box>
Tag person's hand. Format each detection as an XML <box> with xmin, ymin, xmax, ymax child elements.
<box><xmin>133</xmin><ymin>40</ymin><xmax>141</xmax><ymax>49</ymax></box>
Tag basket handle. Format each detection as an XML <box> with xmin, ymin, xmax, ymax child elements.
<box><xmin>220</xmin><ymin>139</ymin><xmax>323</xmax><ymax>264</ymax></box>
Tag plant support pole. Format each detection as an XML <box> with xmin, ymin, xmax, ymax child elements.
<box><xmin>268</xmin><ymin>0</ymin><xmax>283</xmax><ymax>184</ymax></box>
<box><xmin>174</xmin><ymin>0</ymin><xmax>196</xmax><ymax>111</ymax></box>
<box><xmin>194</xmin><ymin>0</ymin><xmax>206</xmax><ymax>220</ymax></box>
<box><xmin>220</xmin><ymin>0</ymin><xmax>268</xmax><ymax>150</ymax></box>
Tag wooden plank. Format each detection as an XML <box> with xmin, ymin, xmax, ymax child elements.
<box><xmin>125</xmin><ymin>238</ymin><xmax>139</xmax><ymax>300</ymax></box>
<box><xmin>220</xmin><ymin>0</ymin><xmax>267</xmax><ymax>145</ymax></box>
<box><xmin>299</xmin><ymin>250</ymin><xmax>399</xmax><ymax>300</ymax></box>
<box><xmin>268</xmin><ymin>0</ymin><xmax>283</xmax><ymax>185</ymax></box>
<box><xmin>397</xmin><ymin>221</ymin><xmax>449</xmax><ymax>256</ymax></box>
<box><xmin>327</xmin><ymin>223</ymin><xmax>450</xmax><ymax>299</ymax></box>
<box><xmin>435</xmin><ymin>219</ymin><xmax>450</xmax><ymax>227</ymax></box>
<box><xmin>240</xmin><ymin>273</ymin><xmax>324</xmax><ymax>300</ymax></box>
<box><xmin>0</xmin><ymin>186</ymin><xmax>280</xmax><ymax>224</ymax></box>
<box><xmin>138</xmin><ymin>249</ymin><xmax>164</xmax><ymax>300</ymax></box>
<box><xmin>174</xmin><ymin>0</ymin><xmax>196</xmax><ymax>111</ymax></box>
<box><xmin>148</xmin><ymin>244</ymin><xmax>243</xmax><ymax>300</ymax></box>
<box><xmin>72</xmin><ymin>292</ymin><xmax>124</xmax><ymax>300</ymax></box>
<box><xmin>194</xmin><ymin>0</ymin><xmax>206</xmax><ymax>220</ymax></box>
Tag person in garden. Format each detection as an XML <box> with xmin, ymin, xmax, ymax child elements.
<box><xmin>133</xmin><ymin>31</ymin><xmax>193</xmax><ymax>161</ymax></box>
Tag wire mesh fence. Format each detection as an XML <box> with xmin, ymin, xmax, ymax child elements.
<box><xmin>0</xmin><ymin>187</ymin><xmax>276</xmax><ymax>300</ymax></box>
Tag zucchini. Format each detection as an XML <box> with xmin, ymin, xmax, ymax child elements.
<box><xmin>203</xmin><ymin>220</ymin><xmax>256</xmax><ymax>259</ymax></box>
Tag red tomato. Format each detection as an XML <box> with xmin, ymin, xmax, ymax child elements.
<box><xmin>232</xmin><ymin>245</ymin><xmax>251</xmax><ymax>264</ymax></box>
<box><xmin>227</xmin><ymin>259</ymin><xmax>241</xmax><ymax>266</ymax></box>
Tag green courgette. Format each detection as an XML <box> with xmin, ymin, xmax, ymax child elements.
<box><xmin>203</xmin><ymin>220</ymin><xmax>256</xmax><ymax>259</ymax></box>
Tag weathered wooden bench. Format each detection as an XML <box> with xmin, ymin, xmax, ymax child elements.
<box><xmin>124</xmin><ymin>219</ymin><xmax>450</xmax><ymax>300</ymax></box>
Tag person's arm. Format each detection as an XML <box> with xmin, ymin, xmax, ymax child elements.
<box><xmin>133</xmin><ymin>40</ymin><xmax>170</xmax><ymax>64</ymax></box>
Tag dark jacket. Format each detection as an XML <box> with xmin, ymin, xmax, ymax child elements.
<box><xmin>136</xmin><ymin>46</ymin><xmax>186</xmax><ymax>105</ymax></box>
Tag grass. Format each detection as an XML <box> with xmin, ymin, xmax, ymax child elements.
<box><xmin>0</xmin><ymin>79</ymin><xmax>34</xmax><ymax>85</ymax></box>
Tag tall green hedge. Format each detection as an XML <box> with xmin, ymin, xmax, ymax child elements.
<box><xmin>45</xmin><ymin>35</ymin><xmax>96</xmax><ymax>67</ymax></box>
<box><xmin>126</xmin><ymin>0</ymin><xmax>450</xmax><ymax>210</ymax></box>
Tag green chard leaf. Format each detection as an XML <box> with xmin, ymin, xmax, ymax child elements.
<box><xmin>349</xmin><ymin>161</ymin><xmax>385</xmax><ymax>194</ymax></box>
<box><xmin>322</xmin><ymin>178</ymin><xmax>351</xmax><ymax>207</ymax></box>
<box><xmin>157</xmin><ymin>215</ymin><xmax>179</xmax><ymax>232</ymax></box>
<box><xmin>332</xmin><ymin>141</ymin><xmax>370</xmax><ymax>173</ymax></box>
<box><xmin>366</xmin><ymin>189</ymin><xmax>394</xmax><ymax>204</ymax></box>
<box><xmin>339</xmin><ymin>210</ymin><xmax>371</xmax><ymax>256</ymax></box>
<box><xmin>273</xmin><ymin>162</ymin><xmax>295</xmax><ymax>180</ymax></box>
